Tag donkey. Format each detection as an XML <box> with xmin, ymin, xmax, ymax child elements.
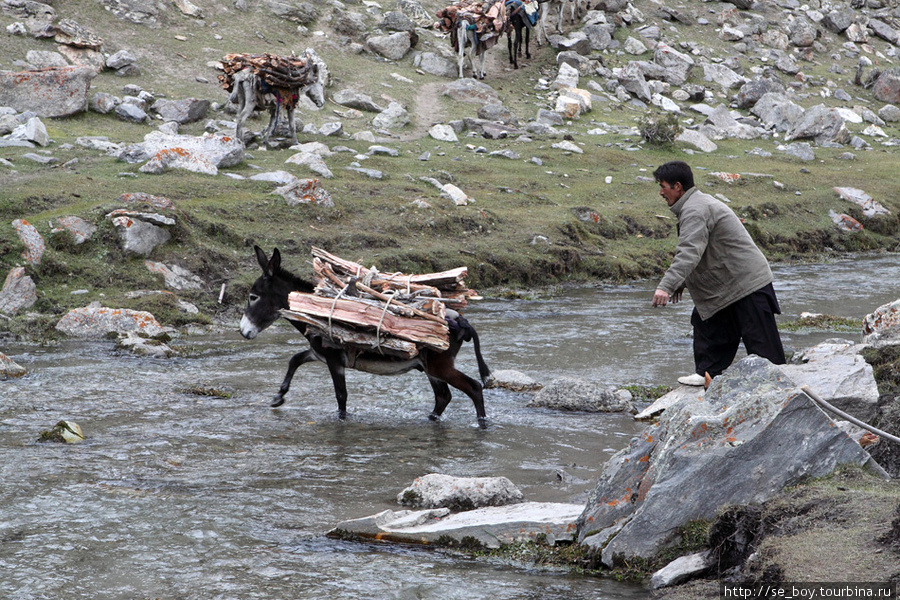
<box><xmin>506</xmin><ymin>0</ymin><xmax>538</xmax><ymax>68</ymax></box>
<box><xmin>455</xmin><ymin>14</ymin><xmax>488</xmax><ymax>79</ymax></box>
<box><xmin>229</xmin><ymin>54</ymin><xmax>323</xmax><ymax>145</ymax></box>
<box><xmin>537</xmin><ymin>0</ymin><xmax>582</xmax><ymax>44</ymax></box>
<box><xmin>240</xmin><ymin>247</ymin><xmax>493</xmax><ymax>427</ymax></box>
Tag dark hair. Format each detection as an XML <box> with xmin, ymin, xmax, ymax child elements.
<box><xmin>653</xmin><ymin>161</ymin><xmax>694</xmax><ymax>190</ymax></box>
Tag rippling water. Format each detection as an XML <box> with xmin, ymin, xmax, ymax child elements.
<box><xmin>2</xmin><ymin>254</ymin><xmax>898</xmax><ymax>599</ymax></box>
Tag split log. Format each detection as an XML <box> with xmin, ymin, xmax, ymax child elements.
<box><xmin>286</xmin><ymin>292</ymin><xmax>450</xmax><ymax>351</ymax></box>
<box><xmin>279</xmin><ymin>309</ymin><xmax>420</xmax><ymax>358</ymax></box>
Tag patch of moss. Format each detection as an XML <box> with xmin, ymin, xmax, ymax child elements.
<box><xmin>779</xmin><ymin>314</ymin><xmax>862</xmax><ymax>333</ymax></box>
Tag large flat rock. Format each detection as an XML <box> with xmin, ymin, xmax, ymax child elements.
<box><xmin>328</xmin><ymin>502</ymin><xmax>583</xmax><ymax>548</ymax></box>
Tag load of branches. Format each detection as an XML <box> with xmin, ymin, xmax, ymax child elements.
<box><xmin>217</xmin><ymin>52</ymin><xmax>316</xmax><ymax>94</ymax></box>
<box><xmin>435</xmin><ymin>0</ymin><xmax>508</xmax><ymax>47</ymax></box>
<box><xmin>280</xmin><ymin>248</ymin><xmax>479</xmax><ymax>359</ymax></box>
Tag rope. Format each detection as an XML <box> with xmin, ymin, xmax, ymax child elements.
<box><xmin>800</xmin><ymin>385</ymin><xmax>900</xmax><ymax>445</ymax></box>
<box><xmin>327</xmin><ymin>284</ymin><xmax>350</xmax><ymax>340</ymax></box>
<box><xmin>374</xmin><ymin>292</ymin><xmax>396</xmax><ymax>354</ymax></box>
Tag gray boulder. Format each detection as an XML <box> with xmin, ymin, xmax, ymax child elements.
<box><xmin>0</xmin><ymin>267</ymin><xmax>37</xmax><ymax>316</ymax></box>
<box><xmin>381</xmin><ymin>10</ymin><xmax>415</xmax><ymax>32</ymax></box>
<box><xmin>779</xmin><ymin>340</ymin><xmax>880</xmax><ymax>422</ymax></box>
<box><xmin>398</xmin><ymin>473</ymin><xmax>524</xmax><ymax>510</ymax></box>
<box><xmin>576</xmin><ymin>356</ymin><xmax>883</xmax><ymax>567</ymax></box>
<box><xmin>414</xmin><ymin>52</ymin><xmax>457</xmax><ymax>78</ymax></box>
<box><xmin>114</xmin><ymin>103</ymin><xmax>149</xmax><ymax>123</ymax></box>
<box><xmin>51</xmin><ymin>215</ymin><xmax>96</xmax><ymax>244</ymax></box>
<box><xmin>874</xmin><ymin>68</ymin><xmax>900</xmax><ymax>105</ymax></box>
<box><xmin>273</xmin><ymin>178</ymin><xmax>335</xmax><ymax>207</ymax></box>
<box><xmin>750</xmin><ymin>92</ymin><xmax>804</xmax><ymax>131</ymax></box>
<box><xmin>266</xmin><ymin>0</ymin><xmax>318</xmax><ymax>24</ymax></box>
<box><xmin>0</xmin><ymin>351</ymin><xmax>27</xmax><ymax>379</ymax></box>
<box><xmin>96</xmin><ymin>0</ymin><xmax>158</xmax><ymax>25</ymax></box>
<box><xmin>617</xmin><ymin>62</ymin><xmax>652</xmax><ymax>102</ymax></box>
<box><xmin>25</xmin><ymin>50</ymin><xmax>68</xmax><ymax>68</ymax></box>
<box><xmin>56</xmin><ymin>302</ymin><xmax>166</xmax><ymax>338</ymax></box>
<box><xmin>788</xmin><ymin>16</ymin><xmax>818</xmax><ymax>47</ymax></box>
<box><xmin>106</xmin><ymin>209</ymin><xmax>174</xmax><ymax>256</ymax></box>
<box><xmin>822</xmin><ymin>9</ymin><xmax>854</xmax><ymax>33</ymax></box>
<box><xmin>863</xmin><ymin>298</ymin><xmax>900</xmax><ymax>348</ymax></box>
<box><xmin>332</xmin><ymin>88</ymin><xmax>384</xmax><ymax>112</ymax></box>
<box><xmin>151</xmin><ymin>98</ymin><xmax>209</xmax><ymax>124</ymax></box>
<box><xmin>119</xmin><ymin>131</ymin><xmax>245</xmax><ymax>168</ymax></box>
<box><xmin>654</xmin><ymin>43</ymin><xmax>694</xmax><ymax>85</ymax></box>
<box><xmin>372</xmin><ymin>101</ymin><xmax>409</xmax><ymax>130</ymax></box>
<box><xmin>366</xmin><ymin>32</ymin><xmax>412</xmax><ymax>61</ymax></box>
<box><xmin>735</xmin><ymin>77</ymin><xmax>786</xmax><ymax>109</ymax></box>
<box><xmin>528</xmin><ymin>377</ymin><xmax>635</xmax><ymax>412</ymax></box>
<box><xmin>869</xmin><ymin>19</ymin><xmax>900</xmax><ymax>46</ymax></box>
<box><xmin>785</xmin><ymin>104</ymin><xmax>850</xmax><ymax>144</ymax></box>
<box><xmin>90</xmin><ymin>92</ymin><xmax>119</xmax><ymax>114</ymax></box>
<box><xmin>0</xmin><ymin>66</ymin><xmax>97</xmax><ymax>117</ymax></box>
<box><xmin>12</xmin><ymin>218</ymin><xmax>44</xmax><ymax>266</ymax></box>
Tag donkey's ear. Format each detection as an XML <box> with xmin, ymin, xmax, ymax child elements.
<box><xmin>254</xmin><ymin>245</ymin><xmax>269</xmax><ymax>272</ymax></box>
<box><xmin>269</xmin><ymin>248</ymin><xmax>282</xmax><ymax>275</ymax></box>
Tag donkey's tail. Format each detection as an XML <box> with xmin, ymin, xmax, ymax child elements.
<box><xmin>469</xmin><ymin>325</ymin><xmax>493</xmax><ymax>386</ymax></box>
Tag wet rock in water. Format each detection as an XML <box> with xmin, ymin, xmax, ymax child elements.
<box><xmin>38</xmin><ymin>420</ymin><xmax>85</xmax><ymax>443</ymax></box>
<box><xmin>0</xmin><ymin>351</ymin><xmax>27</xmax><ymax>379</ymax></box>
<box><xmin>528</xmin><ymin>377</ymin><xmax>635</xmax><ymax>412</ymax></box>
<box><xmin>486</xmin><ymin>369</ymin><xmax>542</xmax><ymax>392</ymax></box>
<box><xmin>575</xmin><ymin>356</ymin><xmax>884</xmax><ymax>567</ymax></box>
<box><xmin>633</xmin><ymin>385</ymin><xmax>705</xmax><ymax>420</ymax></box>
<box><xmin>398</xmin><ymin>473</ymin><xmax>524</xmax><ymax>510</ymax></box>
<box><xmin>329</xmin><ymin>502</ymin><xmax>583</xmax><ymax>548</ymax></box>
<box><xmin>117</xmin><ymin>331</ymin><xmax>174</xmax><ymax>358</ymax></box>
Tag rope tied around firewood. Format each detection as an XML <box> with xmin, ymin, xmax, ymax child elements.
<box><xmin>327</xmin><ymin>283</ymin><xmax>352</xmax><ymax>340</ymax></box>
<box><xmin>374</xmin><ymin>292</ymin><xmax>397</xmax><ymax>355</ymax></box>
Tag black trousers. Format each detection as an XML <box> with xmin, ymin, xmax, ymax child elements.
<box><xmin>690</xmin><ymin>283</ymin><xmax>786</xmax><ymax>378</ymax></box>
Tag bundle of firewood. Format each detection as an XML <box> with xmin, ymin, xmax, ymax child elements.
<box><xmin>280</xmin><ymin>248</ymin><xmax>479</xmax><ymax>359</ymax></box>
<box><xmin>217</xmin><ymin>52</ymin><xmax>315</xmax><ymax>93</ymax></box>
<box><xmin>434</xmin><ymin>0</ymin><xmax>485</xmax><ymax>32</ymax></box>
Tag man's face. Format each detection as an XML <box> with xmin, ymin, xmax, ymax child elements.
<box><xmin>659</xmin><ymin>180</ymin><xmax>684</xmax><ymax>207</ymax></box>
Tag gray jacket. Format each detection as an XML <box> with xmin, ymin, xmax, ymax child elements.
<box><xmin>657</xmin><ymin>187</ymin><xmax>773</xmax><ymax>320</ymax></box>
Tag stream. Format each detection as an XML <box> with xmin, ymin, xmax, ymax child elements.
<box><xmin>2</xmin><ymin>254</ymin><xmax>899</xmax><ymax>600</ymax></box>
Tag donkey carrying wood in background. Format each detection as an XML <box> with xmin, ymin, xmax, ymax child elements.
<box><xmin>219</xmin><ymin>51</ymin><xmax>323</xmax><ymax>145</ymax></box>
<box><xmin>240</xmin><ymin>247</ymin><xmax>493</xmax><ymax>427</ymax></box>
<box><xmin>505</xmin><ymin>0</ymin><xmax>541</xmax><ymax>68</ymax></box>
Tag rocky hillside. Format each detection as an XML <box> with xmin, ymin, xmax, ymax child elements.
<box><xmin>1</xmin><ymin>0</ymin><xmax>900</xmax><ymax>331</ymax></box>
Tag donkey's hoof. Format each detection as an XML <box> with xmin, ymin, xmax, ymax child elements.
<box><xmin>428</xmin><ymin>412</ymin><xmax>441</xmax><ymax>422</ymax></box>
<box><xmin>271</xmin><ymin>396</ymin><xmax>285</xmax><ymax>407</ymax></box>
<box><xmin>338</xmin><ymin>410</ymin><xmax>348</xmax><ymax>420</ymax></box>
<box><xmin>477</xmin><ymin>417</ymin><xmax>489</xmax><ymax>429</ymax></box>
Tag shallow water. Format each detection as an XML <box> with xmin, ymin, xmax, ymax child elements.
<box><xmin>1</xmin><ymin>254</ymin><xmax>898</xmax><ymax>600</ymax></box>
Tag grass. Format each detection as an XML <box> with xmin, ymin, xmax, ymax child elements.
<box><xmin>1</xmin><ymin>0</ymin><xmax>899</xmax><ymax>336</ymax></box>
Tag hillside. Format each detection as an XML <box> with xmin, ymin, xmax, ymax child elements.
<box><xmin>1</xmin><ymin>0</ymin><xmax>900</xmax><ymax>331</ymax></box>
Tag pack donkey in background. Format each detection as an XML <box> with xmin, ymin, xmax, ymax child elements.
<box><xmin>438</xmin><ymin>0</ymin><xmax>509</xmax><ymax>79</ymax></box>
<box><xmin>505</xmin><ymin>0</ymin><xmax>541</xmax><ymax>69</ymax></box>
<box><xmin>240</xmin><ymin>247</ymin><xmax>493</xmax><ymax>427</ymax></box>
<box><xmin>219</xmin><ymin>51</ymin><xmax>323</xmax><ymax>145</ymax></box>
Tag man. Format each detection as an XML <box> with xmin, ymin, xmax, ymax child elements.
<box><xmin>651</xmin><ymin>161</ymin><xmax>786</xmax><ymax>386</ymax></box>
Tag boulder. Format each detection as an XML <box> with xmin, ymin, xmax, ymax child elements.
<box><xmin>25</xmin><ymin>50</ymin><xmax>68</xmax><ymax>69</ymax></box>
<box><xmin>676</xmin><ymin>129</ymin><xmax>717</xmax><ymax>153</ymax></box>
<box><xmin>863</xmin><ymin>298</ymin><xmax>900</xmax><ymax>347</ymax></box>
<box><xmin>285</xmin><ymin>151</ymin><xmax>333</xmax><ymax>178</ymax></box>
<box><xmin>266</xmin><ymin>0</ymin><xmax>318</xmax><ymax>24</ymax></box>
<box><xmin>89</xmin><ymin>92</ymin><xmax>119</xmax><ymax>114</ymax></box>
<box><xmin>96</xmin><ymin>0</ymin><xmax>158</xmax><ymax>25</ymax></box>
<box><xmin>0</xmin><ymin>351</ymin><xmax>27</xmax><ymax>379</ymax></box>
<box><xmin>486</xmin><ymin>369</ymin><xmax>542</xmax><ymax>392</ymax></box>
<box><xmin>38</xmin><ymin>420</ymin><xmax>84</xmax><ymax>443</ymax></box>
<box><xmin>785</xmin><ymin>104</ymin><xmax>850</xmax><ymax>144</ymax></box>
<box><xmin>750</xmin><ymin>92</ymin><xmax>804</xmax><ymax>132</ymax></box>
<box><xmin>372</xmin><ymin>101</ymin><xmax>409</xmax><ymax>130</ymax></box>
<box><xmin>11</xmin><ymin>219</ymin><xmax>44</xmax><ymax>266</ymax></box>
<box><xmin>703</xmin><ymin>63</ymin><xmax>746</xmax><ymax>91</ymax></box>
<box><xmin>365</xmin><ymin>32</ymin><xmax>412</xmax><ymax>61</ymax></box>
<box><xmin>106</xmin><ymin>49</ymin><xmax>137</xmax><ymax>70</ymax></box>
<box><xmin>51</xmin><ymin>215</ymin><xmax>97</xmax><ymax>244</ymax></box>
<box><xmin>0</xmin><ymin>267</ymin><xmax>37</xmax><ymax>316</ymax></box>
<box><xmin>735</xmin><ymin>78</ymin><xmax>786</xmax><ymax>109</ymax></box>
<box><xmin>869</xmin><ymin>19</ymin><xmax>900</xmax><ymax>46</ymax></box>
<box><xmin>833</xmin><ymin>186</ymin><xmax>890</xmax><ymax>217</ymax></box>
<box><xmin>788</xmin><ymin>16</ymin><xmax>818</xmax><ymax>47</ymax></box>
<box><xmin>119</xmin><ymin>131</ymin><xmax>245</xmax><ymax>168</ymax></box>
<box><xmin>654</xmin><ymin>43</ymin><xmax>694</xmax><ymax>85</ymax></box>
<box><xmin>398</xmin><ymin>473</ymin><xmax>524</xmax><ymax>510</ymax></box>
<box><xmin>873</xmin><ymin>69</ymin><xmax>900</xmax><ymax>105</ymax></box>
<box><xmin>329</xmin><ymin>502</ymin><xmax>584</xmax><ymax>549</ymax></box>
<box><xmin>151</xmin><ymin>98</ymin><xmax>210</xmax><ymax>124</ymax></box>
<box><xmin>56</xmin><ymin>302</ymin><xmax>166</xmax><ymax>338</ymax></box>
<box><xmin>779</xmin><ymin>340</ymin><xmax>880</xmax><ymax>422</ymax></box>
<box><xmin>651</xmin><ymin>551</ymin><xmax>713</xmax><ymax>589</ymax></box>
<box><xmin>634</xmin><ymin>386</ymin><xmax>705</xmax><ymax>420</ymax></box>
<box><xmin>576</xmin><ymin>356</ymin><xmax>883</xmax><ymax>567</ymax></box>
<box><xmin>106</xmin><ymin>209</ymin><xmax>174</xmax><ymax>256</ymax></box>
<box><xmin>331</xmin><ymin>89</ymin><xmax>384</xmax><ymax>113</ymax></box>
<box><xmin>528</xmin><ymin>377</ymin><xmax>634</xmax><ymax>412</ymax></box>
<box><xmin>140</xmin><ymin>147</ymin><xmax>218</xmax><ymax>175</ymax></box>
<box><xmin>413</xmin><ymin>52</ymin><xmax>457</xmax><ymax>78</ymax></box>
<box><xmin>0</xmin><ymin>66</ymin><xmax>97</xmax><ymax>117</ymax></box>
<box><xmin>273</xmin><ymin>178</ymin><xmax>334</xmax><ymax>207</ymax></box>
<box><xmin>428</xmin><ymin>124</ymin><xmax>458</xmax><ymax>142</ymax></box>
<box><xmin>145</xmin><ymin>261</ymin><xmax>204</xmax><ymax>291</ymax></box>
<box><xmin>822</xmin><ymin>9</ymin><xmax>854</xmax><ymax>33</ymax></box>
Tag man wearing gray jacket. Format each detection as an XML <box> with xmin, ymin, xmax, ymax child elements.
<box><xmin>650</xmin><ymin>161</ymin><xmax>786</xmax><ymax>386</ymax></box>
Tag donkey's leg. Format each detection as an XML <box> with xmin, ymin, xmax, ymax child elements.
<box><xmin>525</xmin><ymin>23</ymin><xmax>532</xmax><ymax>59</ymax></box>
<box><xmin>476</xmin><ymin>48</ymin><xmax>486</xmax><ymax>79</ymax></box>
<box><xmin>273</xmin><ymin>349</ymin><xmax>317</xmax><ymax>407</ymax></box>
<box><xmin>508</xmin><ymin>28</ymin><xmax>516</xmax><ymax>68</ymax></box>
<box><xmin>235</xmin><ymin>83</ymin><xmax>255</xmax><ymax>141</ymax></box>
<box><xmin>425</xmin><ymin>356</ymin><xmax>487</xmax><ymax>427</ymax></box>
<box><xmin>324</xmin><ymin>357</ymin><xmax>349</xmax><ymax>419</ymax></box>
<box><xmin>261</xmin><ymin>102</ymin><xmax>279</xmax><ymax>143</ymax></box>
<box><xmin>286</xmin><ymin>105</ymin><xmax>298</xmax><ymax>145</ymax></box>
<box><xmin>427</xmin><ymin>377</ymin><xmax>453</xmax><ymax>421</ymax></box>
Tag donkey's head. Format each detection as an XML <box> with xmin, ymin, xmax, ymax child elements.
<box><xmin>240</xmin><ymin>246</ymin><xmax>314</xmax><ymax>339</ymax></box>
